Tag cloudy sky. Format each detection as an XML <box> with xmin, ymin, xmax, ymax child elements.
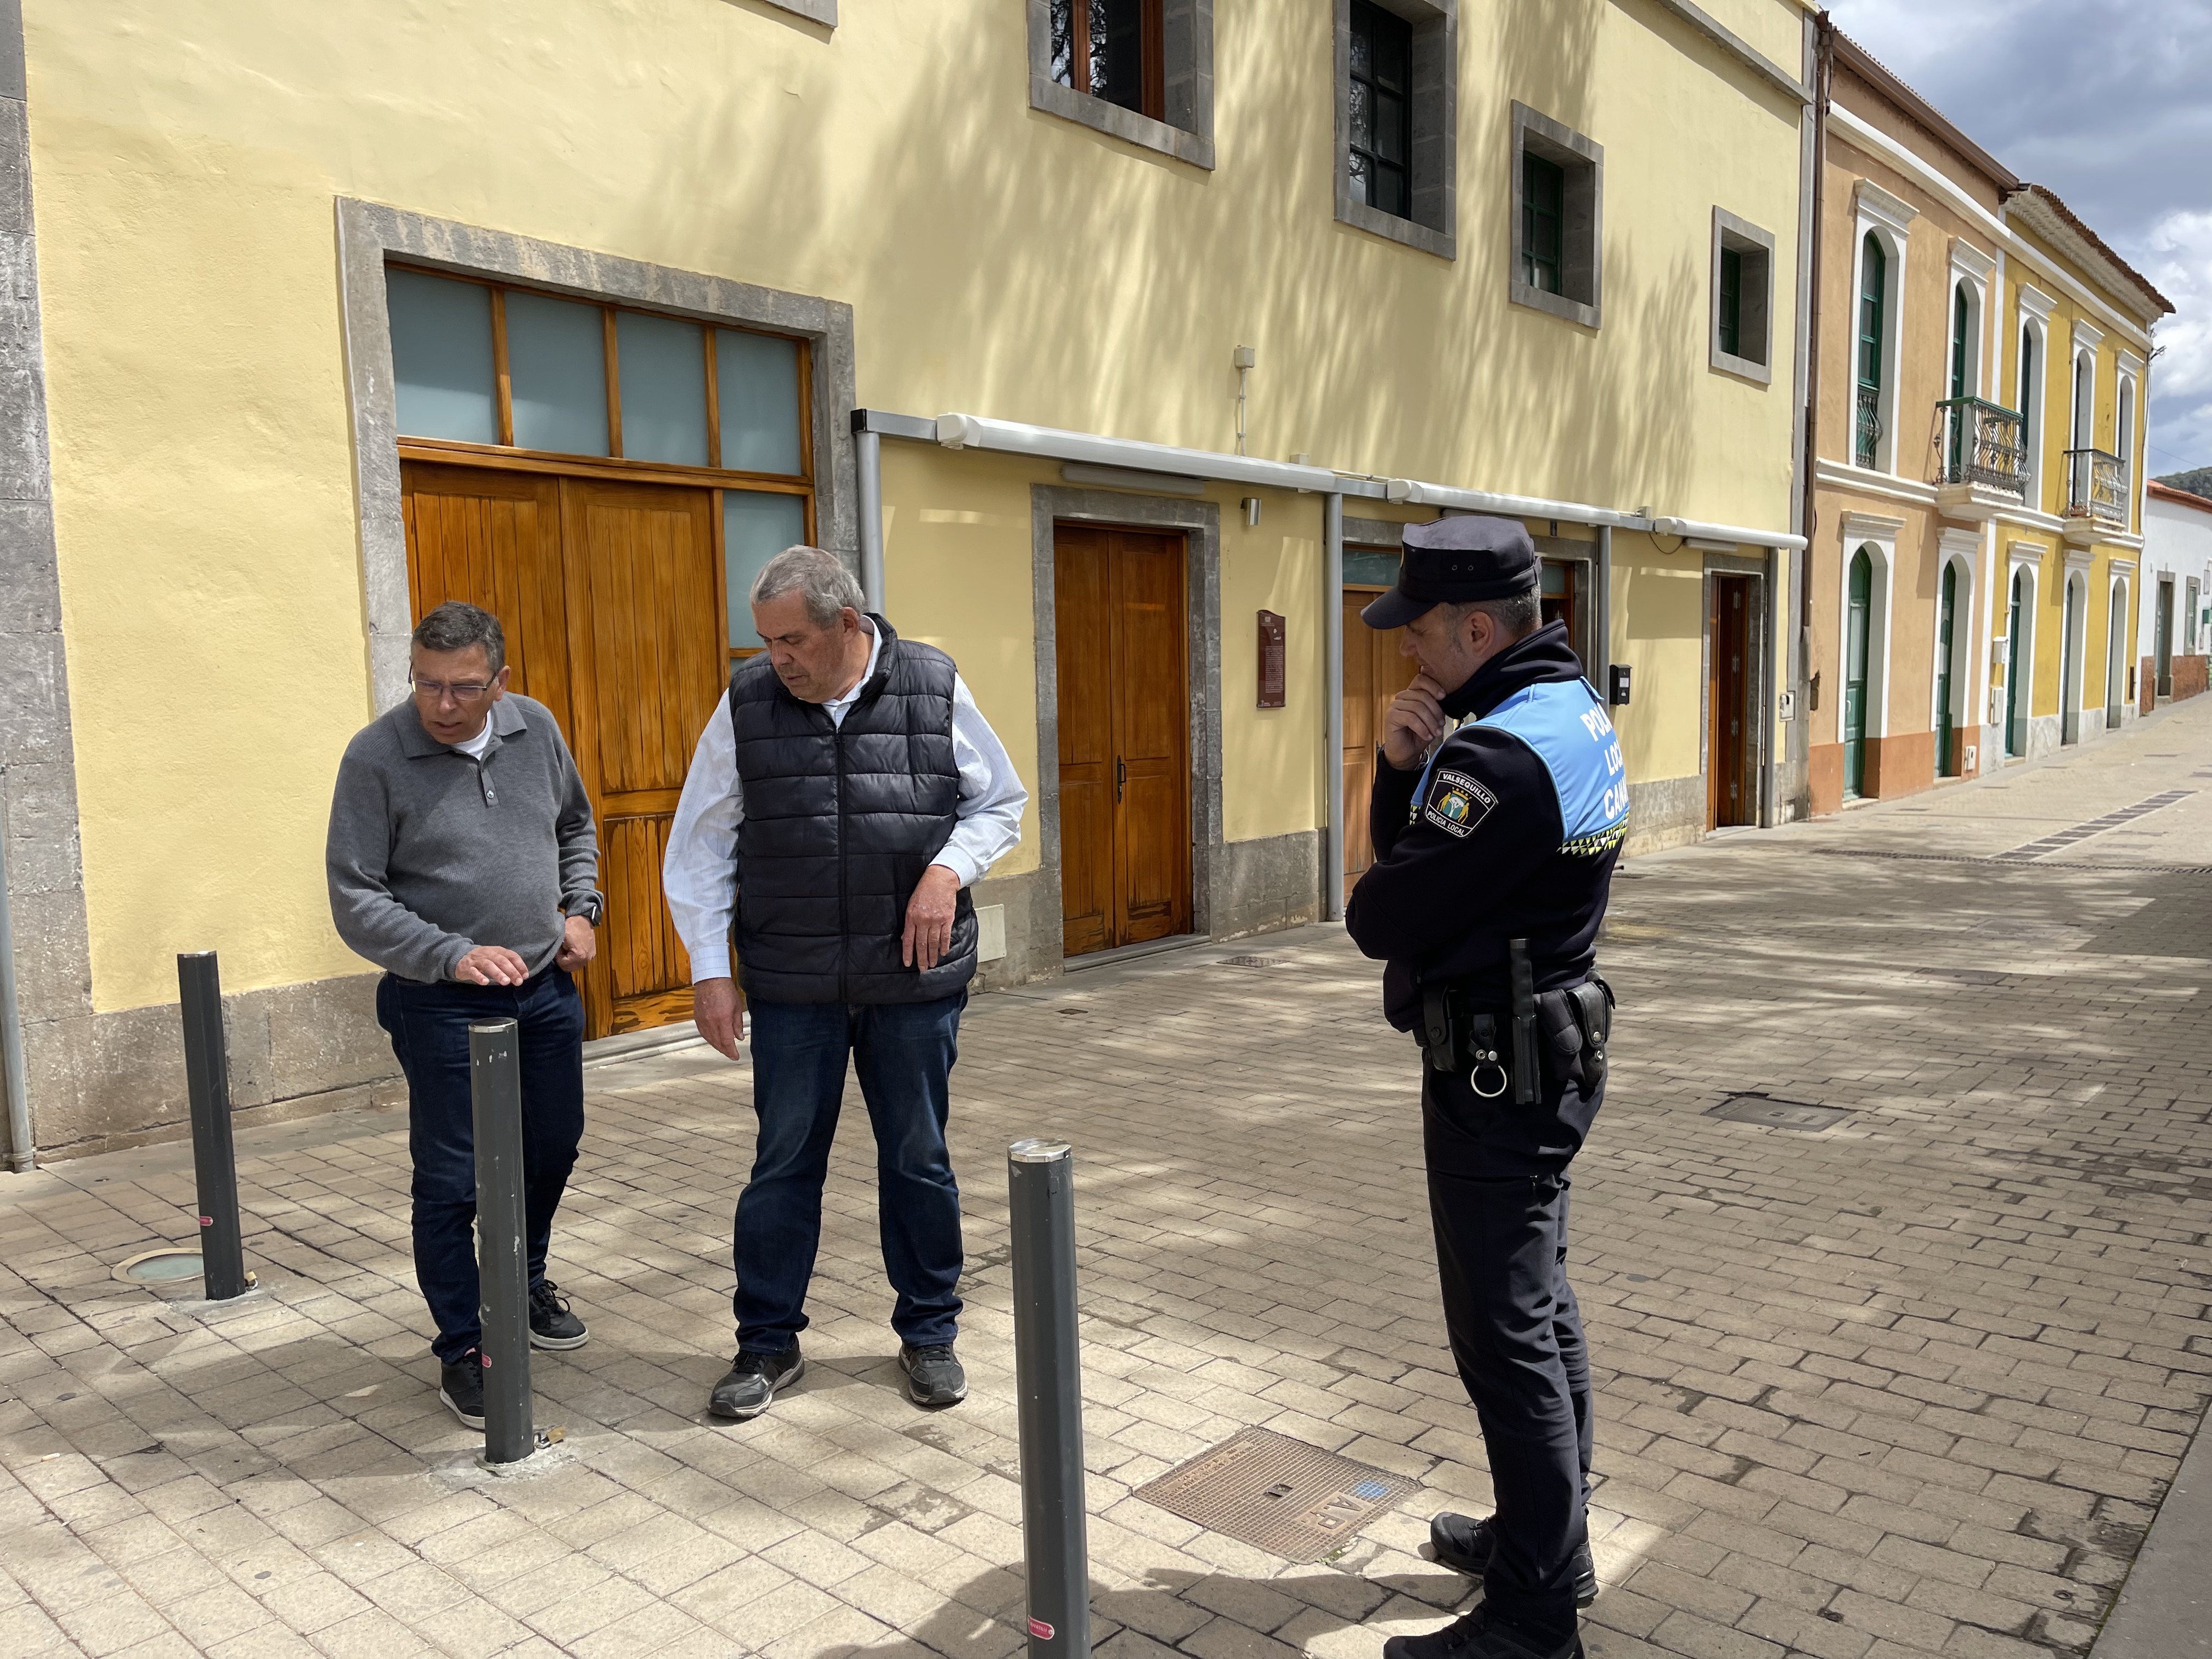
<box><xmin>1824</xmin><ymin>0</ymin><xmax>2212</xmax><ymax>477</ymax></box>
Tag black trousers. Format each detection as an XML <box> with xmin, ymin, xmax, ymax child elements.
<box><xmin>1423</xmin><ymin>1064</ymin><xmax>1598</xmax><ymax>1633</ymax></box>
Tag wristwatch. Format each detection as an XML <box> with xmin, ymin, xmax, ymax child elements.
<box><xmin>562</xmin><ymin>892</ymin><xmax>605</xmax><ymax>927</ymax></box>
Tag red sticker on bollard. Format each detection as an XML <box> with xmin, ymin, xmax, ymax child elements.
<box><xmin>199</xmin><ymin>1216</ymin><xmax>213</xmax><ymax>1226</ymax></box>
<box><xmin>481</xmin><ymin>1353</ymin><xmax>492</xmax><ymax>1367</ymax></box>
<box><xmin>1028</xmin><ymin>1620</ymin><xmax>1054</xmax><ymax>1640</ymax></box>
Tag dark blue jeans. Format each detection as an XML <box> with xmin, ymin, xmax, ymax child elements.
<box><xmin>734</xmin><ymin>992</ymin><xmax>967</xmax><ymax>1354</ymax></box>
<box><xmin>375</xmin><ymin>968</ymin><xmax>585</xmax><ymax>1365</ymax></box>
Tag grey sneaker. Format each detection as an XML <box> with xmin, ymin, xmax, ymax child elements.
<box><xmin>708</xmin><ymin>1344</ymin><xmax>805</xmax><ymax>1420</ymax></box>
<box><xmin>528</xmin><ymin>1280</ymin><xmax>589</xmax><ymax>1351</ymax></box>
<box><xmin>438</xmin><ymin>1350</ymin><xmax>486</xmax><ymax>1431</ymax></box>
<box><xmin>1430</xmin><ymin>1511</ymin><xmax>1598</xmax><ymax>1607</ymax></box>
<box><xmin>898</xmin><ymin>1343</ymin><xmax>967</xmax><ymax>1407</ymax></box>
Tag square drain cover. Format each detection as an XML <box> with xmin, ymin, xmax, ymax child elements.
<box><xmin>1706</xmin><ymin>1092</ymin><xmax>1850</xmax><ymax>1132</ymax></box>
<box><xmin>1131</xmin><ymin>1427</ymin><xmax>1414</xmax><ymax>1562</ymax></box>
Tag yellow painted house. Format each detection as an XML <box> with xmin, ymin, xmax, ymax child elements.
<box><xmin>1807</xmin><ymin>31</ymin><xmax>2169</xmax><ymax>814</ymax></box>
<box><xmin>0</xmin><ymin>0</ymin><xmax>1819</xmax><ymax>1159</ymax></box>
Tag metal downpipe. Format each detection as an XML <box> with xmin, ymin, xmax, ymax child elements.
<box><xmin>0</xmin><ymin>768</ymin><xmax>33</xmax><ymax>1171</ymax></box>
<box><xmin>856</xmin><ymin>426</ymin><xmax>886</xmax><ymax>611</ymax></box>
<box><xmin>1324</xmin><ymin>493</ymin><xmax>1345</xmax><ymax>922</ymax></box>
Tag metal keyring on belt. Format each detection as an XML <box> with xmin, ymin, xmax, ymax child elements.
<box><xmin>1471</xmin><ymin>1062</ymin><xmax>1509</xmax><ymax>1099</ymax></box>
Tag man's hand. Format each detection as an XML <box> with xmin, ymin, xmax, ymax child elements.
<box><xmin>902</xmin><ymin>864</ymin><xmax>961</xmax><ymax>971</ymax></box>
<box><xmin>455</xmin><ymin>944</ymin><xmax>530</xmax><ymax>986</ymax></box>
<box><xmin>1381</xmin><ymin>670</ymin><xmax>1449</xmax><ymax>770</ymax></box>
<box><xmin>693</xmin><ymin>976</ymin><xmax>747</xmax><ymax>1060</ymax></box>
<box><xmin>555</xmin><ymin>915</ymin><xmax>596</xmax><ymax>972</ymax></box>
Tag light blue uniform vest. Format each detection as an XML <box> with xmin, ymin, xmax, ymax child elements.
<box><xmin>1418</xmin><ymin>679</ymin><xmax>1629</xmax><ymax>855</ymax></box>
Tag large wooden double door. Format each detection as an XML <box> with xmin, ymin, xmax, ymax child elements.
<box><xmin>1341</xmin><ymin>588</ymin><xmax>1420</xmax><ymax>885</ymax></box>
<box><xmin>402</xmin><ymin>461</ymin><xmax>725</xmax><ymax>1037</ymax></box>
<box><xmin>1707</xmin><ymin>574</ymin><xmax>1754</xmax><ymax>828</ymax></box>
<box><xmin>1054</xmin><ymin>527</ymin><xmax>1191</xmax><ymax>956</ymax></box>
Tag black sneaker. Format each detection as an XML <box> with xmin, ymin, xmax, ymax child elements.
<box><xmin>1383</xmin><ymin>1603</ymin><xmax>1582</xmax><ymax>1659</ymax></box>
<box><xmin>528</xmin><ymin>1280</ymin><xmax>589</xmax><ymax>1351</ymax></box>
<box><xmin>1430</xmin><ymin>1512</ymin><xmax>1598</xmax><ymax>1608</ymax></box>
<box><xmin>439</xmin><ymin>1351</ymin><xmax>486</xmax><ymax>1431</ymax></box>
<box><xmin>708</xmin><ymin>1344</ymin><xmax>805</xmax><ymax>1420</ymax></box>
<box><xmin>899</xmin><ymin>1343</ymin><xmax>967</xmax><ymax>1407</ymax></box>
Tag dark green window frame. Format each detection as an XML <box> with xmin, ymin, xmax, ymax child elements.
<box><xmin>1718</xmin><ymin>246</ymin><xmax>1742</xmax><ymax>358</ymax></box>
<box><xmin>1523</xmin><ymin>153</ymin><xmax>1565</xmax><ymax>294</ymax></box>
<box><xmin>1348</xmin><ymin>1</ymin><xmax>1413</xmax><ymax>221</ymax></box>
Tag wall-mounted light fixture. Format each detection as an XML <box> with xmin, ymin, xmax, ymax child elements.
<box><xmin>1242</xmin><ymin>496</ymin><xmax>1261</xmax><ymax>528</ymax></box>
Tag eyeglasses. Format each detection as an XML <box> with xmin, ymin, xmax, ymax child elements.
<box><xmin>410</xmin><ymin>677</ymin><xmax>496</xmax><ymax>704</ymax></box>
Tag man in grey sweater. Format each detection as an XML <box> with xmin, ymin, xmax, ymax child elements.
<box><xmin>326</xmin><ymin>601</ymin><xmax>602</xmax><ymax>1430</ymax></box>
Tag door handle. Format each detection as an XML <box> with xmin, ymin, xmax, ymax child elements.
<box><xmin>1116</xmin><ymin>757</ymin><xmax>1126</xmax><ymax>802</ymax></box>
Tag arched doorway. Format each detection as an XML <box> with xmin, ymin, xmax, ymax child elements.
<box><xmin>2107</xmin><ymin>579</ymin><xmax>2128</xmax><ymax>729</ymax></box>
<box><xmin>1936</xmin><ymin>561</ymin><xmax>1957</xmax><ymax>777</ymax></box>
<box><xmin>2061</xmin><ymin>573</ymin><xmax>2084</xmax><ymax>744</ymax></box>
<box><xmin>1844</xmin><ymin>548</ymin><xmax>1872</xmax><ymax>797</ymax></box>
<box><xmin>2006</xmin><ymin>566</ymin><xmax>2032</xmax><ymax>759</ymax></box>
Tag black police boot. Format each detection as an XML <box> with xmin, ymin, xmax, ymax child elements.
<box><xmin>1430</xmin><ymin>1512</ymin><xmax>1598</xmax><ymax>1607</ymax></box>
<box><xmin>708</xmin><ymin>1342</ymin><xmax>805</xmax><ymax>1420</ymax></box>
<box><xmin>528</xmin><ymin>1280</ymin><xmax>589</xmax><ymax>1351</ymax></box>
<box><xmin>899</xmin><ymin>1343</ymin><xmax>967</xmax><ymax>1407</ymax></box>
<box><xmin>1382</xmin><ymin>1602</ymin><xmax>1581</xmax><ymax>1659</ymax></box>
<box><xmin>438</xmin><ymin>1350</ymin><xmax>486</xmax><ymax>1431</ymax></box>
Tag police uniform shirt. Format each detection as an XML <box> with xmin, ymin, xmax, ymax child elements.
<box><xmin>1345</xmin><ymin>620</ymin><xmax>1628</xmax><ymax>1031</ymax></box>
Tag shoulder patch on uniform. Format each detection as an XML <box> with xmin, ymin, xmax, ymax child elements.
<box><xmin>1422</xmin><ymin>769</ymin><xmax>1497</xmax><ymax>839</ymax></box>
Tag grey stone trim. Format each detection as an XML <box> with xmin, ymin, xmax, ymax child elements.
<box><xmin>1509</xmin><ymin>101</ymin><xmax>1603</xmax><ymax>331</ymax></box>
<box><xmin>1211</xmin><ymin>830</ymin><xmax>1322</xmax><ymax>941</ymax></box>
<box><xmin>748</xmin><ymin>0</ymin><xmax>836</xmax><ymax>25</ymax></box>
<box><xmin>1029</xmin><ymin>487</ymin><xmax>1224</xmax><ymax>977</ymax></box>
<box><xmin>1025</xmin><ymin>0</ymin><xmax>1216</xmax><ymax>171</ymax></box>
<box><xmin>1332</xmin><ymin>0</ymin><xmax>1458</xmax><ymax>261</ymax></box>
<box><xmin>1342</xmin><ymin>515</ymin><xmax>1407</xmax><ymax>548</ymax></box>
<box><xmin>1626</xmin><ymin>774</ymin><xmax>1704</xmax><ymax>855</ymax></box>
<box><xmin>0</xmin><ymin>0</ymin><xmax>95</xmax><ymax>1166</ymax></box>
<box><xmin>27</xmin><ymin>973</ymin><xmax>403</xmax><ymax>1162</ymax></box>
<box><xmin>1711</xmin><ymin>206</ymin><xmax>1776</xmax><ymax>385</ymax></box>
<box><xmin>334</xmin><ymin>198</ymin><xmax>858</xmax><ymax>711</ymax></box>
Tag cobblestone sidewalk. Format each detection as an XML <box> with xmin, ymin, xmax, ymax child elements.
<box><xmin>2</xmin><ymin>705</ymin><xmax>2208</xmax><ymax>1659</ymax></box>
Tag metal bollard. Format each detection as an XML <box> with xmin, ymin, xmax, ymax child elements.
<box><xmin>1008</xmin><ymin>1138</ymin><xmax>1091</xmax><ymax>1659</ymax></box>
<box><xmin>176</xmin><ymin>953</ymin><xmax>250</xmax><ymax>1300</ymax></box>
<box><xmin>470</xmin><ymin>1018</ymin><xmax>535</xmax><ymax>1464</ymax></box>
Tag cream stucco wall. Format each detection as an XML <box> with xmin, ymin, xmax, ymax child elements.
<box><xmin>24</xmin><ymin>0</ymin><xmax>1809</xmax><ymax>1011</ymax></box>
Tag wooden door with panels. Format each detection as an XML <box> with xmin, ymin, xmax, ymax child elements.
<box><xmin>402</xmin><ymin>462</ymin><xmax>725</xmax><ymax>1037</ymax></box>
<box><xmin>1707</xmin><ymin>574</ymin><xmax>1754</xmax><ymax>829</ymax></box>
<box><xmin>1341</xmin><ymin>586</ymin><xmax>1420</xmax><ymax>887</ymax></box>
<box><xmin>1054</xmin><ymin>526</ymin><xmax>1191</xmax><ymax>957</ymax></box>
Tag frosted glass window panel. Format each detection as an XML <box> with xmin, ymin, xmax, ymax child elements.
<box><xmin>387</xmin><ymin>269</ymin><xmax>496</xmax><ymax>443</ymax></box>
<box><xmin>724</xmin><ymin>490</ymin><xmax>809</xmax><ymax>647</ymax></box>
<box><xmin>716</xmin><ymin>329</ymin><xmax>804</xmax><ymax>475</ymax></box>
<box><xmin>616</xmin><ymin>311</ymin><xmax>709</xmax><ymax>466</ymax></box>
<box><xmin>505</xmin><ymin>291</ymin><xmax>610</xmax><ymax>456</ymax></box>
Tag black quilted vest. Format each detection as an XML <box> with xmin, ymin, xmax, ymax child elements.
<box><xmin>727</xmin><ymin>617</ymin><xmax>977</xmax><ymax>1004</ymax></box>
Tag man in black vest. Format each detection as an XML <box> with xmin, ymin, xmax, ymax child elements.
<box><xmin>664</xmin><ymin>548</ymin><xmax>1027</xmax><ymax>1420</ymax></box>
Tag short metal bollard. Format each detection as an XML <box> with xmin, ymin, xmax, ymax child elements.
<box><xmin>176</xmin><ymin>952</ymin><xmax>250</xmax><ymax>1300</ymax></box>
<box><xmin>1008</xmin><ymin>1138</ymin><xmax>1091</xmax><ymax>1659</ymax></box>
<box><xmin>470</xmin><ymin>1018</ymin><xmax>537</xmax><ymax>1465</ymax></box>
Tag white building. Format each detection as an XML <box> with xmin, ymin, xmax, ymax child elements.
<box><xmin>2141</xmin><ymin>482</ymin><xmax>2212</xmax><ymax>709</ymax></box>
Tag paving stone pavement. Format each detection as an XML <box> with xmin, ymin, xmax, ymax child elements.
<box><xmin>2</xmin><ymin>699</ymin><xmax>2208</xmax><ymax>1659</ymax></box>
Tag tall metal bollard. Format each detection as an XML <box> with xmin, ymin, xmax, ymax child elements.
<box><xmin>176</xmin><ymin>952</ymin><xmax>250</xmax><ymax>1300</ymax></box>
<box><xmin>1008</xmin><ymin>1138</ymin><xmax>1091</xmax><ymax>1659</ymax></box>
<box><xmin>470</xmin><ymin>1019</ymin><xmax>535</xmax><ymax>1464</ymax></box>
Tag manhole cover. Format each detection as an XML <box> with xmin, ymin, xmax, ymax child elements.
<box><xmin>113</xmin><ymin>1248</ymin><xmax>204</xmax><ymax>1284</ymax></box>
<box><xmin>1219</xmin><ymin>956</ymin><xmax>1283</xmax><ymax>969</ymax></box>
<box><xmin>1131</xmin><ymin>1427</ymin><xmax>1414</xmax><ymax>1561</ymax></box>
<box><xmin>1706</xmin><ymin>1093</ymin><xmax>1850</xmax><ymax>1132</ymax></box>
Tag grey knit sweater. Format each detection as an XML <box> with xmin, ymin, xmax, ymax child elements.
<box><xmin>326</xmin><ymin>694</ymin><xmax>599</xmax><ymax>983</ymax></box>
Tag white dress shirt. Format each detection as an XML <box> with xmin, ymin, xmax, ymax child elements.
<box><xmin>662</xmin><ymin>624</ymin><xmax>1028</xmax><ymax>982</ymax></box>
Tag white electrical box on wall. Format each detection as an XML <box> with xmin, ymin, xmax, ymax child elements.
<box><xmin>1964</xmin><ymin>745</ymin><xmax>1978</xmax><ymax>770</ymax></box>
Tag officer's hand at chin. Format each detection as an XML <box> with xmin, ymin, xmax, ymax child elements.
<box><xmin>1382</xmin><ymin>672</ymin><xmax>1449</xmax><ymax>769</ymax></box>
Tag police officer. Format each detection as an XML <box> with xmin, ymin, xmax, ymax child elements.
<box><xmin>1346</xmin><ymin>516</ymin><xmax>1626</xmax><ymax>1659</ymax></box>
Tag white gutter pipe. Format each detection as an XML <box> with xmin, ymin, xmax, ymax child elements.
<box><xmin>855</xmin><ymin>421</ymin><xmax>887</xmax><ymax>610</ymax></box>
<box><xmin>1324</xmin><ymin>493</ymin><xmax>1345</xmax><ymax>922</ymax></box>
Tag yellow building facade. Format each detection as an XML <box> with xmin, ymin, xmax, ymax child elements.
<box><xmin>1807</xmin><ymin>33</ymin><xmax>2168</xmax><ymax>815</ymax></box>
<box><xmin>0</xmin><ymin>0</ymin><xmax>1818</xmax><ymax>1156</ymax></box>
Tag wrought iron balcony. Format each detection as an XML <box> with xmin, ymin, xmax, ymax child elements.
<box><xmin>2063</xmin><ymin>447</ymin><xmax>2128</xmax><ymax>524</ymax></box>
<box><xmin>1934</xmin><ymin>397</ymin><xmax>2025</xmax><ymax>496</ymax></box>
<box><xmin>1855</xmin><ymin>385</ymin><xmax>1881</xmax><ymax>468</ymax></box>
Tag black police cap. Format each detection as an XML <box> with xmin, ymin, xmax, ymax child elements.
<box><xmin>1359</xmin><ymin>515</ymin><xmax>1538</xmax><ymax>629</ymax></box>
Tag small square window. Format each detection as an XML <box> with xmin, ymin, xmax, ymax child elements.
<box><xmin>1030</xmin><ymin>0</ymin><xmax>1214</xmax><ymax>169</ymax></box>
<box><xmin>1334</xmin><ymin>1</ymin><xmax>1457</xmax><ymax>260</ymax></box>
<box><xmin>1510</xmin><ymin>103</ymin><xmax>1601</xmax><ymax>329</ymax></box>
<box><xmin>1710</xmin><ymin>207</ymin><xmax>1775</xmax><ymax>384</ymax></box>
